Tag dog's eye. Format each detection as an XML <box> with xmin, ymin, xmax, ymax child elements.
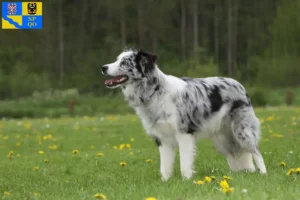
<box><xmin>120</xmin><ymin>61</ymin><xmax>125</xmax><ymax>65</ymax></box>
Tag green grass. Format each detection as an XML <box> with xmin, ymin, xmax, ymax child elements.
<box><xmin>1</xmin><ymin>107</ymin><xmax>300</xmax><ymax>200</ymax></box>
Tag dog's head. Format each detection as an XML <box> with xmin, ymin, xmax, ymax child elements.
<box><xmin>102</xmin><ymin>49</ymin><xmax>158</xmax><ymax>88</ymax></box>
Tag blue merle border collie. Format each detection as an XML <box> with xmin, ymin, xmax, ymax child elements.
<box><xmin>102</xmin><ymin>48</ymin><xmax>267</xmax><ymax>181</ymax></box>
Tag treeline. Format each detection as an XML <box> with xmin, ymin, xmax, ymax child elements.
<box><xmin>0</xmin><ymin>0</ymin><xmax>299</xmax><ymax>99</ymax></box>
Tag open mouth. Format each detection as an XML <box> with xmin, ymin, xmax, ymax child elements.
<box><xmin>104</xmin><ymin>75</ymin><xmax>128</xmax><ymax>87</ymax></box>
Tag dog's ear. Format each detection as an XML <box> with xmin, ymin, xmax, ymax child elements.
<box><xmin>137</xmin><ymin>50</ymin><xmax>158</xmax><ymax>63</ymax></box>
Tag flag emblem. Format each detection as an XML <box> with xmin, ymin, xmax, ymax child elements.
<box><xmin>7</xmin><ymin>3</ymin><xmax>17</xmax><ymax>15</ymax></box>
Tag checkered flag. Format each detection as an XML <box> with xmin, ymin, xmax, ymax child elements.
<box><xmin>7</xmin><ymin>3</ymin><xmax>17</xmax><ymax>15</ymax></box>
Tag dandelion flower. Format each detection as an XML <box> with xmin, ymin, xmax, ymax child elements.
<box><xmin>24</xmin><ymin>123</ymin><xmax>31</xmax><ymax>129</ymax></box>
<box><xmin>287</xmin><ymin>168</ymin><xmax>295</xmax><ymax>175</ymax></box>
<box><xmin>126</xmin><ymin>143</ymin><xmax>131</xmax><ymax>149</ymax></box>
<box><xmin>33</xmin><ymin>192</ymin><xmax>40</xmax><ymax>196</ymax></box>
<box><xmin>204</xmin><ymin>176</ymin><xmax>211</xmax><ymax>183</ymax></box>
<box><xmin>17</xmin><ymin>154</ymin><xmax>21</xmax><ymax>157</ymax></box>
<box><xmin>146</xmin><ymin>159</ymin><xmax>152</xmax><ymax>163</ymax></box>
<box><xmin>16</xmin><ymin>142</ymin><xmax>21</xmax><ymax>147</ymax></box>
<box><xmin>48</xmin><ymin>145</ymin><xmax>58</xmax><ymax>150</ymax></box>
<box><xmin>272</xmin><ymin>134</ymin><xmax>283</xmax><ymax>138</ymax></box>
<box><xmin>222</xmin><ymin>187</ymin><xmax>234</xmax><ymax>193</ymax></box>
<box><xmin>33</xmin><ymin>166</ymin><xmax>39</xmax><ymax>171</ymax></box>
<box><xmin>220</xmin><ymin>180</ymin><xmax>229</xmax><ymax>189</ymax></box>
<box><xmin>44</xmin><ymin>159</ymin><xmax>49</xmax><ymax>163</ymax></box>
<box><xmin>3</xmin><ymin>136</ymin><xmax>8</xmax><ymax>140</ymax></box>
<box><xmin>97</xmin><ymin>152</ymin><xmax>104</xmax><ymax>157</ymax></box>
<box><xmin>72</xmin><ymin>150</ymin><xmax>79</xmax><ymax>155</ymax></box>
<box><xmin>39</xmin><ymin>150</ymin><xmax>45</xmax><ymax>155</ymax></box>
<box><xmin>4</xmin><ymin>192</ymin><xmax>10</xmax><ymax>196</ymax></box>
<box><xmin>130</xmin><ymin>138</ymin><xmax>135</xmax><ymax>142</ymax></box>
<box><xmin>120</xmin><ymin>162</ymin><xmax>126</xmax><ymax>167</ymax></box>
<box><xmin>279</xmin><ymin>162</ymin><xmax>286</xmax><ymax>167</ymax></box>
<box><xmin>144</xmin><ymin>197</ymin><xmax>157</xmax><ymax>200</ymax></box>
<box><xmin>94</xmin><ymin>193</ymin><xmax>107</xmax><ymax>199</ymax></box>
<box><xmin>211</xmin><ymin>176</ymin><xmax>216</xmax><ymax>180</ymax></box>
<box><xmin>222</xmin><ymin>176</ymin><xmax>233</xmax><ymax>180</ymax></box>
<box><xmin>296</xmin><ymin>168</ymin><xmax>300</xmax><ymax>174</ymax></box>
<box><xmin>113</xmin><ymin>145</ymin><xmax>118</xmax><ymax>150</ymax></box>
<box><xmin>7</xmin><ymin>151</ymin><xmax>13</xmax><ymax>159</ymax></box>
<box><xmin>119</xmin><ymin>144</ymin><xmax>125</xmax><ymax>150</ymax></box>
<box><xmin>194</xmin><ymin>180</ymin><xmax>205</xmax><ymax>185</ymax></box>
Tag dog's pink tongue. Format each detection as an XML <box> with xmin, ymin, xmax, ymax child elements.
<box><xmin>104</xmin><ymin>76</ymin><xmax>123</xmax><ymax>85</ymax></box>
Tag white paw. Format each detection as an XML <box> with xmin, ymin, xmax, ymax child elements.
<box><xmin>161</xmin><ymin>170</ymin><xmax>172</xmax><ymax>181</ymax></box>
<box><xmin>181</xmin><ymin>169</ymin><xmax>194</xmax><ymax>180</ymax></box>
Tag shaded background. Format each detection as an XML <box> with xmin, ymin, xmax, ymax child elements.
<box><xmin>0</xmin><ymin>0</ymin><xmax>300</xmax><ymax>118</ymax></box>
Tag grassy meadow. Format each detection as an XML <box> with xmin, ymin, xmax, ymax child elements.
<box><xmin>1</xmin><ymin>107</ymin><xmax>300</xmax><ymax>200</ymax></box>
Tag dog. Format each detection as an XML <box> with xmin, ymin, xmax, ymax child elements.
<box><xmin>102</xmin><ymin>48</ymin><xmax>267</xmax><ymax>181</ymax></box>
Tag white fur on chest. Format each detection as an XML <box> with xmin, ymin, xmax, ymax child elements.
<box><xmin>135</xmin><ymin>95</ymin><xmax>178</xmax><ymax>144</ymax></box>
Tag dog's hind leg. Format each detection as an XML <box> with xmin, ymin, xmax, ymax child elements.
<box><xmin>231</xmin><ymin>107</ymin><xmax>267</xmax><ymax>174</ymax></box>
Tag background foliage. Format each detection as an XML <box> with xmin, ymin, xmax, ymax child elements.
<box><xmin>0</xmin><ymin>0</ymin><xmax>300</xmax><ymax>116</ymax></box>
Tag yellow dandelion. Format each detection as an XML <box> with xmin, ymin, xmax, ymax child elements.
<box><xmin>44</xmin><ymin>159</ymin><xmax>49</xmax><ymax>163</ymax></box>
<box><xmin>130</xmin><ymin>138</ymin><xmax>135</xmax><ymax>142</ymax></box>
<box><xmin>3</xmin><ymin>136</ymin><xmax>8</xmax><ymax>140</ymax></box>
<box><xmin>33</xmin><ymin>166</ymin><xmax>39</xmax><ymax>171</ymax></box>
<box><xmin>97</xmin><ymin>152</ymin><xmax>104</xmax><ymax>157</ymax></box>
<box><xmin>24</xmin><ymin>123</ymin><xmax>31</xmax><ymax>129</ymax></box>
<box><xmin>130</xmin><ymin>152</ymin><xmax>133</xmax><ymax>156</ymax></box>
<box><xmin>72</xmin><ymin>150</ymin><xmax>79</xmax><ymax>155</ymax></box>
<box><xmin>204</xmin><ymin>176</ymin><xmax>211</xmax><ymax>183</ymax></box>
<box><xmin>17</xmin><ymin>154</ymin><xmax>21</xmax><ymax>157</ymax></box>
<box><xmin>211</xmin><ymin>176</ymin><xmax>216</xmax><ymax>180</ymax></box>
<box><xmin>146</xmin><ymin>159</ymin><xmax>152</xmax><ymax>163</ymax></box>
<box><xmin>119</xmin><ymin>144</ymin><xmax>125</xmax><ymax>150</ymax></box>
<box><xmin>222</xmin><ymin>187</ymin><xmax>234</xmax><ymax>193</ymax></box>
<box><xmin>4</xmin><ymin>191</ymin><xmax>10</xmax><ymax>196</ymax></box>
<box><xmin>48</xmin><ymin>145</ymin><xmax>58</xmax><ymax>150</ymax></box>
<box><xmin>194</xmin><ymin>180</ymin><xmax>205</xmax><ymax>185</ymax></box>
<box><xmin>126</xmin><ymin>143</ymin><xmax>131</xmax><ymax>149</ymax></box>
<box><xmin>33</xmin><ymin>192</ymin><xmax>40</xmax><ymax>196</ymax></box>
<box><xmin>223</xmin><ymin>176</ymin><xmax>233</xmax><ymax>180</ymax></box>
<box><xmin>279</xmin><ymin>162</ymin><xmax>286</xmax><ymax>167</ymax></box>
<box><xmin>120</xmin><ymin>162</ymin><xmax>126</xmax><ymax>167</ymax></box>
<box><xmin>220</xmin><ymin>179</ymin><xmax>229</xmax><ymax>189</ymax></box>
<box><xmin>94</xmin><ymin>193</ymin><xmax>107</xmax><ymax>199</ymax></box>
<box><xmin>39</xmin><ymin>150</ymin><xmax>45</xmax><ymax>155</ymax></box>
<box><xmin>287</xmin><ymin>168</ymin><xmax>295</xmax><ymax>175</ymax></box>
<box><xmin>272</xmin><ymin>134</ymin><xmax>283</xmax><ymax>138</ymax></box>
<box><xmin>145</xmin><ymin>197</ymin><xmax>157</xmax><ymax>200</ymax></box>
<box><xmin>296</xmin><ymin>168</ymin><xmax>300</xmax><ymax>174</ymax></box>
<box><xmin>113</xmin><ymin>145</ymin><xmax>118</xmax><ymax>150</ymax></box>
<box><xmin>47</xmin><ymin>134</ymin><xmax>53</xmax><ymax>139</ymax></box>
<box><xmin>7</xmin><ymin>151</ymin><xmax>13</xmax><ymax>159</ymax></box>
<box><xmin>16</xmin><ymin>142</ymin><xmax>21</xmax><ymax>147</ymax></box>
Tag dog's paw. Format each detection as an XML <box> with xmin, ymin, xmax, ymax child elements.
<box><xmin>181</xmin><ymin>169</ymin><xmax>195</xmax><ymax>180</ymax></box>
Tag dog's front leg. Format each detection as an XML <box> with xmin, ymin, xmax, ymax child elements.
<box><xmin>177</xmin><ymin>134</ymin><xmax>196</xmax><ymax>180</ymax></box>
<box><xmin>159</xmin><ymin>143</ymin><xmax>175</xmax><ymax>181</ymax></box>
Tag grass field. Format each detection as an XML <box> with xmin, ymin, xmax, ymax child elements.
<box><xmin>1</xmin><ymin>107</ymin><xmax>300</xmax><ymax>200</ymax></box>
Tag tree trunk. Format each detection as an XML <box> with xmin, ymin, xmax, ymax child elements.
<box><xmin>227</xmin><ymin>0</ymin><xmax>233</xmax><ymax>76</ymax></box>
<box><xmin>58</xmin><ymin>0</ymin><xmax>64</xmax><ymax>86</ymax></box>
<box><xmin>214</xmin><ymin>2</ymin><xmax>219</xmax><ymax>65</ymax></box>
<box><xmin>137</xmin><ymin>1</ymin><xmax>143</xmax><ymax>47</ymax></box>
<box><xmin>232</xmin><ymin>0</ymin><xmax>239</xmax><ymax>75</ymax></box>
<box><xmin>120</xmin><ymin>0</ymin><xmax>126</xmax><ymax>47</ymax></box>
<box><xmin>180</xmin><ymin>0</ymin><xmax>186</xmax><ymax>61</ymax></box>
<box><xmin>193</xmin><ymin>0</ymin><xmax>199</xmax><ymax>58</ymax></box>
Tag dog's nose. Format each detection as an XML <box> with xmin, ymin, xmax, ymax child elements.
<box><xmin>102</xmin><ymin>65</ymin><xmax>108</xmax><ymax>74</ymax></box>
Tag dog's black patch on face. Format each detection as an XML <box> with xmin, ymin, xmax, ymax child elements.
<box><xmin>208</xmin><ymin>85</ymin><xmax>223</xmax><ymax>112</ymax></box>
<box><xmin>135</xmin><ymin>50</ymin><xmax>157</xmax><ymax>77</ymax></box>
